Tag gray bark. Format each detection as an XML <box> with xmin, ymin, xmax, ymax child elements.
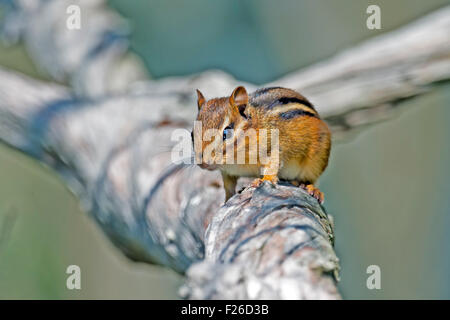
<box><xmin>0</xmin><ymin>1</ymin><xmax>449</xmax><ymax>299</ymax></box>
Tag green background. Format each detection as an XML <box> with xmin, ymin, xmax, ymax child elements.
<box><xmin>0</xmin><ymin>0</ymin><xmax>449</xmax><ymax>299</ymax></box>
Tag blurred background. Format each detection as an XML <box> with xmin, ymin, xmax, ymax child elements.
<box><xmin>0</xmin><ymin>0</ymin><xmax>449</xmax><ymax>299</ymax></box>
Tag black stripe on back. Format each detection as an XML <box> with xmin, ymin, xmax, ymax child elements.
<box><xmin>279</xmin><ymin>109</ymin><xmax>318</xmax><ymax>119</ymax></box>
<box><xmin>252</xmin><ymin>87</ymin><xmax>283</xmax><ymax>98</ymax></box>
<box><xmin>268</xmin><ymin>97</ymin><xmax>315</xmax><ymax>111</ymax></box>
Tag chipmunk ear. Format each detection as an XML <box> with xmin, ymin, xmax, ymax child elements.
<box><xmin>196</xmin><ymin>89</ymin><xmax>206</xmax><ymax>110</ymax></box>
<box><xmin>229</xmin><ymin>86</ymin><xmax>249</xmax><ymax>118</ymax></box>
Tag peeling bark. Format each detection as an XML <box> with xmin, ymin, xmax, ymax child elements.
<box><xmin>0</xmin><ymin>1</ymin><xmax>449</xmax><ymax>299</ymax></box>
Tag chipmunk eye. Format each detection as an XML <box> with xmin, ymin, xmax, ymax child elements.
<box><xmin>223</xmin><ymin>126</ymin><xmax>233</xmax><ymax>140</ymax></box>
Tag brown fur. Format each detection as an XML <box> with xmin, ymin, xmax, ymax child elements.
<box><xmin>193</xmin><ymin>86</ymin><xmax>331</xmax><ymax>203</ymax></box>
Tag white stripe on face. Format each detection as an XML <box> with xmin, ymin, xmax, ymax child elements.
<box><xmin>201</xmin><ymin>115</ymin><xmax>231</xmax><ymax>165</ymax></box>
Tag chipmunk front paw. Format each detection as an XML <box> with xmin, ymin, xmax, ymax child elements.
<box><xmin>250</xmin><ymin>175</ymin><xmax>279</xmax><ymax>188</ymax></box>
<box><xmin>300</xmin><ymin>183</ymin><xmax>324</xmax><ymax>204</ymax></box>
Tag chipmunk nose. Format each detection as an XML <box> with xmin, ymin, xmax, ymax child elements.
<box><xmin>198</xmin><ymin>161</ymin><xmax>218</xmax><ymax>170</ymax></box>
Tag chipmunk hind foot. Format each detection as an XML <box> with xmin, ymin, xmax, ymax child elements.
<box><xmin>298</xmin><ymin>183</ymin><xmax>324</xmax><ymax>204</ymax></box>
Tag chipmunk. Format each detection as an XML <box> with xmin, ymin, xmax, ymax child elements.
<box><xmin>192</xmin><ymin>86</ymin><xmax>331</xmax><ymax>203</ymax></box>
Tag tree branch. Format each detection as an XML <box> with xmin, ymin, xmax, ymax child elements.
<box><xmin>275</xmin><ymin>5</ymin><xmax>450</xmax><ymax>135</ymax></box>
<box><xmin>180</xmin><ymin>184</ymin><xmax>340</xmax><ymax>299</ymax></box>
<box><xmin>0</xmin><ymin>2</ymin><xmax>449</xmax><ymax>299</ymax></box>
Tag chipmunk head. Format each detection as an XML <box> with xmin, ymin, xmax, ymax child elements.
<box><xmin>193</xmin><ymin>86</ymin><xmax>252</xmax><ymax>170</ymax></box>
